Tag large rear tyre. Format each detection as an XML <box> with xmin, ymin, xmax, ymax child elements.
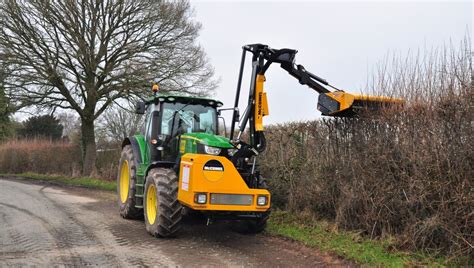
<box><xmin>144</xmin><ymin>168</ymin><xmax>182</xmax><ymax>238</ymax></box>
<box><xmin>117</xmin><ymin>145</ymin><xmax>142</xmax><ymax>219</ymax></box>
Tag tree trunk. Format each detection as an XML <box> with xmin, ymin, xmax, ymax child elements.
<box><xmin>80</xmin><ymin>117</ymin><xmax>97</xmax><ymax>176</ymax></box>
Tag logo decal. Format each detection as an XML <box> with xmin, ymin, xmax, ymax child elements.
<box><xmin>202</xmin><ymin>160</ymin><xmax>224</xmax><ymax>182</ymax></box>
<box><xmin>203</xmin><ymin>160</ymin><xmax>224</xmax><ymax>172</ymax></box>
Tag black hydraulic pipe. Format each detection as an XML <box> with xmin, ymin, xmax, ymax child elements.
<box><xmin>238</xmin><ymin>60</ymin><xmax>258</xmax><ymax>135</ymax></box>
<box><xmin>230</xmin><ymin>48</ymin><xmax>247</xmax><ymax>141</ymax></box>
<box><xmin>297</xmin><ymin>65</ymin><xmax>329</xmax><ymax>85</ymax></box>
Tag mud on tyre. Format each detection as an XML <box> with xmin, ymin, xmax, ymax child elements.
<box><xmin>144</xmin><ymin>168</ymin><xmax>183</xmax><ymax>237</ymax></box>
<box><xmin>117</xmin><ymin>145</ymin><xmax>142</xmax><ymax>219</ymax></box>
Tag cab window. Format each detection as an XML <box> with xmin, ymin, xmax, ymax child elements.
<box><xmin>161</xmin><ymin>102</ymin><xmax>216</xmax><ymax>137</ymax></box>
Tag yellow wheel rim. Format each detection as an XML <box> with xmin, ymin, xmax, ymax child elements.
<box><xmin>119</xmin><ymin>160</ymin><xmax>130</xmax><ymax>203</ymax></box>
<box><xmin>146</xmin><ymin>184</ymin><xmax>157</xmax><ymax>225</ymax></box>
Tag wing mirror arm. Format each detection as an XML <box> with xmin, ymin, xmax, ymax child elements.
<box><xmin>218</xmin><ymin>107</ymin><xmax>239</xmax><ymax>121</ymax></box>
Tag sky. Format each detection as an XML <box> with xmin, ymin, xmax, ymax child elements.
<box><xmin>191</xmin><ymin>1</ymin><xmax>472</xmax><ymax>124</ymax></box>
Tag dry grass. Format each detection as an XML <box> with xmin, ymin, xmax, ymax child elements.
<box><xmin>0</xmin><ymin>138</ymin><xmax>121</xmax><ymax>181</ymax></box>
<box><xmin>0</xmin><ymin>139</ymin><xmax>81</xmax><ymax>175</ymax></box>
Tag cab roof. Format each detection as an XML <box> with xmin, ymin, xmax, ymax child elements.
<box><xmin>146</xmin><ymin>93</ymin><xmax>223</xmax><ymax>108</ymax></box>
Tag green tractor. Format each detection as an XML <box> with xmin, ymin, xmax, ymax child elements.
<box><xmin>118</xmin><ymin>92</ymin><xmax>271</xmax><ymax>237</ymax></box>
<box><xmin>117</xmin><ymin>44</ymin><xmax>403</xmax><ymax>238</ymax></box>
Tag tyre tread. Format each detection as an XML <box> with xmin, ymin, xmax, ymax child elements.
<box><xmin>144</xmin><ymin>168</ymin><xmax>182</xmax><ymax>238</ymax></box>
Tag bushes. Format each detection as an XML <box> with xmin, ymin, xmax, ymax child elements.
<box><xmin>260</xmin><ymin>39</ymin><xmax>472</xmax><ymax>257</ymax></box>
<box><xmin>0</xmin><ymin>139</ymin><xmax>121</xmax><ymax>181</ymax></box>
<box><xmin>17</xmin><ymin>115</ymin><xmax>63</xmax><ymax>140</ymax></box>
<box><xmin>262</xmin><ymin>100</ymin><xmax>472</xmax><ymax>257</ymax></box>
<box><xmin>0</xmin><ymin>139</ymin><xmax>81</xmax><ymax>175</ymax></box>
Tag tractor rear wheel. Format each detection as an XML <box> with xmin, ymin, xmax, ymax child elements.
<box><xmin>117</xmin><ymin>145</ymin><xmax>142</xmax><ymax>219</ymax></box>
<box><xmin>144</xmin><ymin>168</ymin><xmax>182</xmax><ymax>238</ymax></box>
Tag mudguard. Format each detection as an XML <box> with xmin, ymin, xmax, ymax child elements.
<box><xmin>122</xmin><ymin>135</ymin><xmax>147</xmax><ymax>165</ymax></box>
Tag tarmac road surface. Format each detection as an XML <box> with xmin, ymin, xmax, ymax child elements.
<box><xmin>0</xmin><ymin>178</ymin><xmax>346</xmax><ymax>267</ymax></box>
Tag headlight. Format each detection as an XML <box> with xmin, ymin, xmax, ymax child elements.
<box><xmin>194</xmin><ymin>193</ymin><xmax>207</xmax><ymax>204</ymax></box>
<box><xmin>204</xmin><ymin>145</ymin><xmax>221</xmax><ymax>155</ymax></box>
<box><xmin>257</xmin><ymin>195</ymin><xmax>268</xmax><ymax>206</ymax></box>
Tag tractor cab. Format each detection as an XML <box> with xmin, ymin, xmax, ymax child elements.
<box><xmin>136</xmin><ymin>93</ymin><xmax>226</xmax><ymax>164</ymax></box>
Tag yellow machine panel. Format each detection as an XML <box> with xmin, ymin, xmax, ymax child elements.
<box><xmin>255</xmin><ymin>74</ymin><xmax>269</xmax><ymax>131</ymax></box>
<box><xmin>178</xmin><ymin>153</ymin><xmax>271</xmax><ymax>212</ymax></box>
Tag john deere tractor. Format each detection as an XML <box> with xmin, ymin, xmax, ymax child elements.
<box><xmin>117</xmin><ymin>44</ymin><xmax>403</xmax><ymax>237</ymax></box>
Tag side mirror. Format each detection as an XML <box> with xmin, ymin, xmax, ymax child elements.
<box><xmin>135</xmin><ymin>101</ymin><xmax>146</xmax><ymax>114</ymax></box>
<box><xmin>218</xmin><ymin>116</ymin><xmax>227</xmax><ymax>138</ymax></box>
<box><xmin>218</xmin><ymin>107</ymin><xmax>239</xmax><ymax>122</ymax></box>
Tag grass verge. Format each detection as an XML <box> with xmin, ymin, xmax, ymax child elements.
<box><xmin>1</xmin><ymin>172</ymin><xmax>116</xmax><ymax>191</ymax></box>
<box><xmin>266</xmin><ymin>211</ymin><xmax>452</xmax><ymax>267</ymax></box>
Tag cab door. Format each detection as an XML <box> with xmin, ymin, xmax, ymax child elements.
<box><xmin>144</xmin><ymin>103</ymin><xmax>161</xmax><ymax>162</ymax></box>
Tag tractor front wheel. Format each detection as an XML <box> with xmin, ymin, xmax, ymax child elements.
<box><xmin>246</xmin><ymin>213</ymin><xmax>270</xmax><ymax>233</ymax></box>
<box><xmin>117</xmin><ymin>145</ymin><xmax>142</xmax><ymax>219</ymax></box>
<box><xmin>144</xmin><ymin>168</ymin><xmax>182</xmax><ymax>238</ymax></box>
<box><xmin>233</xmin><ymin>177</ymin><xmax>270</xmax><ymax>234</ymax></box>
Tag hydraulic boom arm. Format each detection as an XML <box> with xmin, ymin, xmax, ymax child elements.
<box><xmin>229</xmin><ymin>44</ymin><xmax>403</xmax><ymax>154</ymax></box>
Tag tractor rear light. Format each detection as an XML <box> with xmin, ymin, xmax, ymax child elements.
<box><xmin>257</xmin><ymin>195</ymin><xmax>268</xmax><ymax>206</ymax></box>
<box><xmin>194</xmin><ymin>193</ymin><xmax>207</xmax><ymax>204</ymax></box>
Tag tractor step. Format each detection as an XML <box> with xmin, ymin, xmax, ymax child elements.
<box><xmin>135</xmin><ymin>192</ymin><xmax>143</xmax><ymax>208</ymax></box>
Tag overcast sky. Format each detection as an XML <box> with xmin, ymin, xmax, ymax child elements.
<box><xmin>192</xmin><ymin>1</ymin><xmax>472</xmax><ymax>124</ymax></box>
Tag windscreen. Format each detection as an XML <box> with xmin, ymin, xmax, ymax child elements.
<box><xmin>161</xmin><ymin>102</ymin><xmax>217</xmax><ymax>137</ymax></box>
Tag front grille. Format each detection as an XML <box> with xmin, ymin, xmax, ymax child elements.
<box><xmin>210</xmin><ymin>194</ymin><xmax>253</xmax><ymax>206</ymax></box>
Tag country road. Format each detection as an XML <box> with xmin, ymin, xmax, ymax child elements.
<box><xmin>0</xmin><ymin>178</ymin><xmax>345</xmax><ymax>267</ymax></box>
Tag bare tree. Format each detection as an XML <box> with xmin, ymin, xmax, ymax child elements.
<box><xmin>0</xmin><ymin>66</ymin><xmax>12</xmax><ymax>141</ymax></box>
<box><xmin>96</xmin><ymin>104</ymin><xmax>144</xmax><ymax>145</ymax></box>
<box><xmin>57</xmin><ymin>112</ymin><xmax>81</xmax><ymax>140</ymax></box>
<box><xmin>0</xmin><ymin>0</ymin><xmax>217</xmax><ymax>174</ymax></box>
